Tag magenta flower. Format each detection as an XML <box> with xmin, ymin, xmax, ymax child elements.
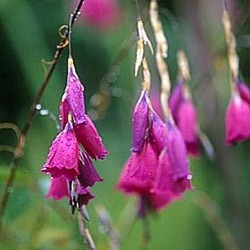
<box><xmin>176</xmin><ymin>100</ymin><xmax>201</xmax><ymax>157</ymax></box>
<box><xmin>166</xmin><ymin>121</ymin><xmax>191</xmax><ymax>182</ymax></box>
<box><xmin>78</xmin><ymin>151</ymin><xmax>103</xmax><ymax>188</ymax></box>
<box><xmin>169</xmin><ymin>82</ymin><xmax>202</xmax><ymax>157</ymax></box>
<box><xmin>169</xmin><ymin>82</ymin><xmax>184</xmax><ymax>120</ymax></box>
<box><xmin>59</xmin><ymin>97</ymin><xmax>70</xmax><ymax>129</ymax></box>
<box><xmin>78</xmin><ymin>0</ymin><xmax>122</xmax><ymax>30</ymax></box>
<box><xmin>149</xmin><ymin>111</ymin><xmax>168</xmax><ymax>154</ymax></box>
<box><xmin>117</xmin><ymin>142</ymin><xmax>157</xmax><ymax>195</ymax></box>
<box><xmin>150</xmin><ymin>121</ymin><xmax>192</xmax><ymax>211</ymax></box>
<box><xmin>237</xmin><ymin>81</ymin><xmax>250</xmax><ymax>105</ymax></box>
<box><xmin>225</xmin><ymin>93</ymin><xmax>250</xmax><ymax>144</ymax></box>
<box><xmin>74</xmin><ymin>114</ymin><xmax>108</xmax><ymax>160</ymax></box>
<box><xmin>77</xmin><ymin>187</ymin><xmax>94</xmax><ymax>208</ymax></box>
<box><xmin>46</xmin><ymin>176</ymin><xmax>70</xmax><ymax>200</ymax></box>
<box><xmin>41</xmin><ymin>123</ymin><xmax>79</xmax><ymax>180</ymax></box>
<box><xmin>60</xmin><ymin>58</ymin><xmax>85</xmax><ymax>127</ymax></box>
<box><xmin>132</xmin><ymin>91</ymin><xmax>149</xmax><ymax>152</ymax></box>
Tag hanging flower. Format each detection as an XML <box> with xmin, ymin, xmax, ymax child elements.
<box><xmin>176</xmin><ymin>100</ymin><xmax>201</xmax><ymax>157</ymax></box>
<box><xmin>46</xmin><ymin>176</ymin><xmax>70</xmax><ymax>200</ymax></box>
<box><xmin>169</xmin><ymin>82</ymin><xmax>202</xmax><ymax>157</ymax></box>
<box><xmin>78</xmin><ymin>151</ymin><xmax>103</xmax><ymax>188</ymax></box>
<box><xmin>132</xmin><ymin>90</ymin><xmax>150</xmax><ymax>153</ymax></box>
<box><xmin>74</xmin><ymin>114</ymin><xmax>108</xmax><ymax>160</ymax></box>
<box><xmin>60</xmin><ymin>58</ymin><xmax>86</xmax><ymax>128</ymax></box>
<box><xmin>117</xmin><ymin>142</ymin><xmax>157</xmax><ymax>195</ymax></box>
<box><xmin>41</xmin><ymin>122</ymin><xmax>79</xmax><ymax>180</ymax></box>
<box><xmin>225</xmin><ymin>92</ymin><xmax>250</xmax><ymax>144</ymax></box>
<box><xmin>237</xmin><ymin>81</ymin><xmax>250</xmax><ymax>105</ymax></box>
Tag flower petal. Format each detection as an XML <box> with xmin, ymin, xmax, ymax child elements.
<box><xmin>117</xmin><ymin>142</ymin><xmax>157</xmax><ymax>195</ymax></box>
<box><xmin>66</xmin><ymin>59</ymin><xmax>85</xmax><ymax>125</ymax></box>
<box><xmin>46</xmin><ymin>176</ymin><xmax>70</xmax><ymax>200</ymax></box>
<box><xmin>78</xmin><ymin>151</ymin><xmax>103</xmax><ymax>188</ymax></box>
<box><xmin>41</xmin><ymin>123</ymin><xmax>79</xmax><ymax>180</ymax></box>
<box><xmin>74</xmin><ymin>114</ymin><xmax>108</xmax><ymax>160</ymax></box>
<box><xmin>225</xmin><ymin>93</ymin><xmax>250</xmax><ymax>144</ymax></box>
<box><xmin>132</xmin><ymin>91</ymin><xmax>149</xmax><ymax>152</ymax></box>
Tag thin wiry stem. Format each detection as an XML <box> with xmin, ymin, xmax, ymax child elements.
<box><xmin>0</xmin><ymin>0</ymin><xmax>85</xmax><ymax>229</ymax></box>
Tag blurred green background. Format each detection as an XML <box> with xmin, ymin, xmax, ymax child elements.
<box><xmin>1</xmin><ymin>0</ymin><xmax>250</xmax><ymax>249</ymax></box>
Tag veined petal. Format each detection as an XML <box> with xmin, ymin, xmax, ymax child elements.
<box><xmin>176</xmin><ymin>100</ymin><xmax>201</xmax><ymax>157</ymax></box>
<box><xmin>225</xmin><ymin>93</ymin><xmax>250</xmax><ymax>144</ymax></box>
<box><xmin>74</xmin><ymin>114</ymin><xmax>108</xmax><ymax>160</ymax></box>
<box><xmin>132</xmin><ymin>91</ymin><xmax>150</xmax><ymax>152</ymax></box>
<box><xmin>117</xmin><ymin>142</ymin><xmax>157</xmax><ymax>195</ymax></box>
<box><xmin>46</xmin><ymin>176</ymin><xmax>70</xmax><ymax>200</ymax></box>
<box><xmin>237</xmin><ymin>81</ymin><xmax>250</xmax><ymax>105</ymax></box>
<box><xmin>78</xmin><ymin>151</ymin><xmax>103</xmax><ymax>188</ymax></box>
<box><xmin>77</xmin><ymin>187</ymin><xmax>94</xmax><ymax>208</ymax></box>
<box><xmin>149</xmin><ymin>111</ymin><xmax>168</xmax><ymax>154</ymax></box>
<box><xmin>66</xmin><ymin>58</ymin><xmax>85</xmax><ymax>125</ymax></box>
<box><xmin>59</xmin><ymin>95</ymin><xmax>70</xmax><ymax>129</ymax></box>
<box><xmin>166</xmin><ymin>121</ymin><xmax>191</xmax><ymax>181</ymax></box>
<box><xmin>169</xmin><ymin>82</ymin><xmax>184</xmax><ymax>120</ymax></box>
<box><xmin>41</xmin><ymin>123</ymin><xmax>79</xmax><ymax>180</ymax></box>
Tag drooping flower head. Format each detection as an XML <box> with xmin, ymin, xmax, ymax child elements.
<box><xmin>176</xmin><ymin>100</ymin><xmax>201</xmax><ymax>157</ymax></box>
<box><xmin>149</xmin><ymin>116</ymin><xmax>192</xmax><ymax>211</ymax></box>
<box><xmin>132</xmin><ymin>90</ymin><xmax>150</xmax><ymax>153</ymax></box>
<box><xmin>237</xmin><ymin>81</ymin><xmax>250</xmax><ymax>105</ymax></box>
<box><xmin>42</xmin><ymin>56</ymin><xmax>108</xmax><ymax>211</ymax></box>
<box><xmin>225</xmin><ymin>92</ymin><xmax>250</xmax><ymax>144</ymax></box>
<box><xmin>74</xmin><ymin>114</ymin><xmax>108</xmax><ymax>160</ymax></box>
<box><xmin>41</xmin><ymin>122</ymin><xmax>79</xmax><ymax>180</ymax></box>
<box><xmin>60</xmin><ymin>58</ymin><xmax>86</xmax><ymax>128</ymax></box>
<box><xmin>117</xmin><ymin>142</ymin><xmax>157</xmax><ymax>195</ymax></box>
<box><xmin>46</xmin><ymin>176</ymin><xmax>70</xmax><ymax>200</ymax></box>
<box><xmin>169</xmin><ymin>81</ymin><xmax>201</xmax><ymax>157</ymax></box>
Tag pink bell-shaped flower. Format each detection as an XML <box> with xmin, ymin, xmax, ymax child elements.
<box><xmin>176</xmin><ymin>100</ymin><xmax>201</xmax><ymax>157</ymax></box>
<box><xmin>117</xmin><ymin>142</ymin><xmax>157</xmax><ymax>196</ymax></box>
<box><xmin>225</xmin><ymin>92</ymin><xmax>250</xmax><ymax>144</ymax></box>
<box><xmin>46</xmin><ymin>176</ymin><xmax>70</xmax><ymax>200</ymax></box>
<box><xmin>132</xmin><ymin>91</ymin><xmax>150</xmax><ymax>153</ymax></box>
<box><xmin>41</xmin><ymin>122</ymin><xmax>79</xmax><ymax>180</ymax></box>
<box><xmin>74</xmin><ymin>114</ymin><xmax>108</xmax><ymax>160</ymax></box>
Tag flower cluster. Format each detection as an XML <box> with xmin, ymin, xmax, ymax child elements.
<box><xmin>169</xmin><ymin>80</ymin><xmax>201</xmax><ymax>157</ymax></box>
<box><xmin>225</xmin><ymin>80</ymin><xmax>250</xmax><ymax>145</ymax></box>
<box><xmin>41</xmin><ymin>57</ymin><xmax>108</xmax><ymax>212</ymax></box>
<box><xmin>117</xmin><ymin>91</ymin><xmax>192</xmax><ymax>215</ymax></box>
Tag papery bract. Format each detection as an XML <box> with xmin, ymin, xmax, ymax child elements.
<box><xmin>117</xmin><ymin>142</ymin><xmax>157</xmax><ymax>195</ymax></box>
<box><xmin>78</xmin><ymin>151</ymin><xmax>103</xmax><ymax>188</ymax></box>
<box><xmin>225</xmin><ymin>93</ymin><xmax>250</xmax><ymax>144</ymax></box>
<box><xmin>46</xmin><ymin>176</ymin><xmax>70</xmax><ymax>200</ymax></box>
<box><xmin>176</xmin><ymin>100</ymin><xmax>201</xmax><ymax>157</ymax></box>
<box><xmin>66</xmin><ymin>59</ymin><xmax>85</xmax><ymax>125</ymax></box>
<box><xmin>74</xmin><ymin>114</ymin><xmax>108</xmax><ymax>160</ymax></box>
<box><xmin>41</xmin><ymin>123</ymin><xmax>79</xmax><ymax>180</ymax></box>
<box><xmin>132</xmin><ymin>91</ymin><xmax>149</xmax><ymax>152</ymax></box>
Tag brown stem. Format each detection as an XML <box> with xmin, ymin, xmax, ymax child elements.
<box><xmin>0</xmin><ymin>0</ymin><xmax>85</xmax><ymax>229</ymax></box>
